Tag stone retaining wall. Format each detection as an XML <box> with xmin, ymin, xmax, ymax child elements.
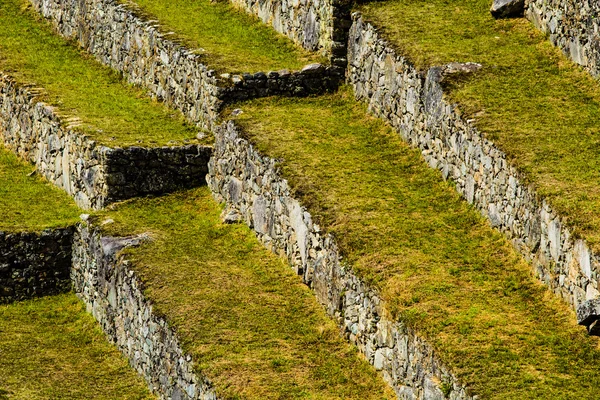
<box><xmin>526</xmin><ymin>0</ymin><xmax>600</xmax><ymax>77</ymax></box>
<box><xmin>346</xmin><ymin>14</ymin><xmax>600</xmax><ymax>313</ymax></box>
<box><xmin>207</xmin><ymin>120</ymin><xmax>473</xmax><ymax>400</ymax></box>
<box><xmin>72</xmin><ymin>220</ymin><xmax>217</xmax><ymax>400</ymax></box>
<box><xmin>0</xmin><ymin>73</ymin><xmax>212</xmax><ymax>210</ymax></box>
<box><xmin>229</xmin><ymin>0</ymin><xmax>351</xmax><ymax>73</ymax></box>
<box><xmin>0</xmin><ymin>227</ymin><xmax>73</xmax><ymax>303</ymax></box>
<box><xmin>30</xmin><ymin>0</ymin><xmax>339</xmax><ymax>131</ymax></box>
<box><xmin>104</xmin><ymin>144</ymin><xmax>211</xmax><ymax>205</ymax></box>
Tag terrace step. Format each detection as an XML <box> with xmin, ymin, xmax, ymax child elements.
<box><xmin>210</xmin><ymin>88</ymin><xmax>600</xmax><ymax>399</ymax></box>
<box><xmin>31</xmin><ymin>0</ymin><xmax>341</xmax><ymax>130</ymax></box>
<box><xmin>350</xmin><ymin>0</ymin><xmax>600</xmax><ymax>340</ymax></box>
<box><xmin>0</xmin><ymin>150</ymin><xmax>152</xmax><ymax>395</ymax></box>
<box><xmin>0</xmin><ymin>0</ymin><xmax>213</xmax><ymax>209</ymax></box>
<box><xmin>72</xmin><ymin>188</ymin><xmax>394</xmax><ymax>399</ymax></box>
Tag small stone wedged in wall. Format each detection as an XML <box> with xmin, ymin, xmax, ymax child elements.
<box><xmin>207</xmin><ymin>120</ymin><xmax>474</xmax><ymax>400</ymax></box>
<box><xmin>346</xmin><ymin>13</ymin><xmax>600</xmax><ymax>326</ymax></box>
<box><xmin>30</xmin><ymin>0</ymin><xmax>341</xmax><ymax>132</ymax></box>
<box><xmin>0</xmin><ymin>72</ymin><xmax>213</xmax><ymax>210</ymax></box>
<box><xmin>526</xmin><ymin>0</ymin><xmax>600</xmax><ymax>77</ymax></box>
<box><xmin>72</xmin><ymin>221</ymin><xmax>218</xmax><ymax>399</ymax></box>
<box><xmin>0</xmin><ymin>227</ymin><xmax>74</xmax><ymax>303</ymax></box>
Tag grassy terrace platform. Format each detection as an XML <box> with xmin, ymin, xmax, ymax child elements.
<box><xmin>101</xmin><ymin>187</ymin><xmax>393</xmax><ymax>399</ymax></box>
<box><xmin>229</xmin><ymin>89</ymin><xmax>600</xmax><ymax>399</ymax></box>
<box><xmin>121</xmin><ymin>0</ymin><xmax>323</xmax><ymax>73</ymax></box>
<box><xmin>357</xmin><ymin>0</ymin><xmax>600</xmax><ymax>253</ymax></box>
<box><xmin>0</xmin><ymin>0</ymin><xmax>201</xmax><ymax>147</ymax></box>
<box><xmin>0</xmin><ymin>148</ymin><xmax>80</xmax><ymax>232</ymax></box>
<box><xmin>0</xmin><ymin>294</ymin><xmax>153</xmax><ymax>399</ymax></box>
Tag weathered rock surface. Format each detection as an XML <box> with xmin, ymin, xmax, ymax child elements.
<box><xmin>491</xmin><ymin>0</ymin><xmax>525</xmax><ymax>18</ymax></box>
<box><xmin>526</xmin><ymin>0</ymin><xmax>600</xmax><ymax>77</ymax></box>
<box><xmin>207</xmin><ymin>121</ymin><xmax>473</xmax><ymax>400</ymax></box>
<box><xmin>346</xmin><ymin>13</ymin><xmax>600</xmax><ymax>319</ymax></box>
<box><xmin>0</xmin><ymin>228</ymin><xmax>73</xmax><ymax>303</ymax></box>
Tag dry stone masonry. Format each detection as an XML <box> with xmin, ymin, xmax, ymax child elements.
<box><xmin>72</xmin><ymin>220</ymin><xmax>218</xmax><ymax>400</ymax></box>
<box><xmin>0</xmin><ymin>73</ymin><xmax>212</xmax><ymax>210</ymax></box>
<box><xmin>30</xmin><ymin>0</ymin><xmax>340</xmax><ymax>131</ymax></box>
<box><xmin>229</xmin><ymin>0</ymin><xmax>351</xmax><ymax>73</ymax></box>
<box><xmin>8</xmin><ymin>0</ymin><xmax>600</xmax><ymax>398</ymax></box>
<box><xmin>0</xmin><ymin>228</ymin><xmax>73</xmax><ymax>303</ymax></box>
<box><xmin>526</xmin><ymin>0</ymin><xmax>600</xmax><ymax>77</ymax></box>
<box><xmin>347</xmin><ymin>13</ymin><xmax>600</xmax><ymax>320</ymax></box>
<box><xmin>207</xmin><ymin>121</ymin><xmax>474</xmax><ymax>400</ymax></box>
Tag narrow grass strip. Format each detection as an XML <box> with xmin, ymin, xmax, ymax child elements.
<box><xmin>0</xmin><ymin>293</ymin><xmax>154</xmax><ymax>399</ymax></box>
<box><xmin>0</xmin><ymin>0</ymin><xmax>201</xmax><ymax>147</ymax></box>
<box><xmin>0</xmin><ymin>147</ymin><xmax>80</xmax><ymax>232</ymax></box>
<box><xmin>357</xmin><ymin>0</ymin><xmax>600</xmax><ymax>253</ymax></box>
<box><xmin>100</xmin><ymin>187</ymin><xmax>394</xmax><ymax>400</ymax></box>
<box><xmin>120</xmin><ymin>0</ymin><xmax>323</xmax><ymax>73</ymax></box>
<box><xmin>227</xmin><ymin>88</ymin><xmax>600</xmax><ymax>399</ymax></box>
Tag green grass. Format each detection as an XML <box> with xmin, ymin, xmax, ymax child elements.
<box><xmin>0</xmin><ymin>147</ymin><xmax>80</xmax><ymax>232</ymax></box>
<box><xmin>100</xmin><ymin>187</ymin><xmax>394</xmax><ymax>400</ymax></box>
<box><xmin>357</xmin><ymin>0</ymin><xmax>600</xmax><ymax>253</ymax></box>
<box><xmin>0</xmin><ymin>0</ymin><xmax>203</xmax><ymax>147</ymax></box>
<box><xmin>227</xmin><ymin>88</ymin><xmax>600</xmax><ymax>399</ymax></box>
<box><xmin>121</xmin><ymin>0</ymin><xmax>323</xmax><ymax>73</ymax></box>
<box><xmin>0</xmin><ymin>293</ymin><xmax>153</xmax><ymax>399</ymax></box>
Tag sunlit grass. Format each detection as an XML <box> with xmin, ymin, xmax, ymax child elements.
<box><xmin>229</xmin><ymin>88</ymin><xmax>600</xmax><ymax>398</ymax></box>
<box><xmin>100</xmin><ymin>187</ymin><xmax>394</xmax><ymax>399</ymax></box>
<box><xmin>358</xmin><ymin>0</ymin><xmax>600</xmax><ymax>252</ymax></box>
<box><xmin>0</xmin><ymin>294</ymin><xmax>154</xmax><ymax>399</ymax></box>
<box><xmin>0</xmin><ymin>147</ymin><xmax>80</xmax><ymax>232</ymax></box>
<box><xmin>122</xmin><ymin>0</ymin><xmax>323</xmax><ymax>73</ymax></box>
<box><xmin>0</xmin><ymin>0</ymin><xmax>202</xmax><ymax>147</ymax></box>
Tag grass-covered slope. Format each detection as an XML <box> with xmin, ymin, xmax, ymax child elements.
<box><xmin>0</xmin><ymin>0</ymin><xmax>201</xmax><ymax>147</ymax></box>
<box><xmin>121</xmin><ymin>0</ymin><xmax>323</xmax><ymax>73</ymax></box>
<box><xmin>357</xmin><ymin>0</ymin><xmax>600</xmax><ymax>253</ymax></box>
<box><xmin>228</xmin><ymin>88</ymin><xmax>600</xmax><ymax>399</ymax></box>
<box><xmin>0</xmin><ymin>294</ymin><xmax>154</xmax><ymax>399</ymax></box>
<box><xmin>101</xmin><ymin>187</ymin><xmax>393</xmax><ymax>400</ymax></box>
<box><xmin>0</xmin><ymin>148</ymin><xmax>80</xmax><ymax>232</ymax></box>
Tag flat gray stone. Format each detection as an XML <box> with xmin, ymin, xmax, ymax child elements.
<box><xmin>101</xmin><ymin>233</ymin><xmax>151</xmax><ymax>256</ymax></box>
<box><xmin>301</xmin><ymin>63</ymin><xmax>324</xmax><ymax>74</ymax></box>
<box><xmin>443</xmin><ymin>62</ymin><xmax>483</xmax><ymax>76</ymax></box>
<box><xmin>491</xmin><ymin>0</ymin><xmax>525</xmax><ymax>18</ymax></box>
